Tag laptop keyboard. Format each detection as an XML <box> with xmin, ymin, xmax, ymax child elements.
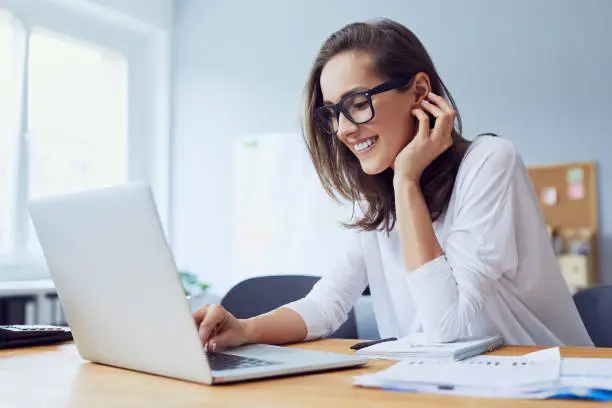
<box><xmin>207</xmin><ymin>352</ymin><xmax>282</xmax><ymax>371</ymax></box>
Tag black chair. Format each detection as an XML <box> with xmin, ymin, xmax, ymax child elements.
<box><xmin>221</xmin><ymin>275</ymin><xmax>358</xmax><ymax>339</ymax></box>
<box><xmin>573</xmin><ymin>285</ymin><xmax>612</xmax><ymax>347</ymax></box>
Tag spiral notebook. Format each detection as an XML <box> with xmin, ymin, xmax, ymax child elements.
<box><xmin>355</xmin><ymin>333</ymin><xmax>504</xmax><ymax>361</ymax></box>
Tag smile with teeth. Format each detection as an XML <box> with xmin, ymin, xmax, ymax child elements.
<box><xmin>354</xmin><ymin>136</ymin><xmax>378</xmax><ymax>152</ymax></box>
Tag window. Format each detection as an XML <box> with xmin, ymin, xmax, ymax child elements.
<box><xmin>26</xmin><ymin>29</ymin><xmax>128</xmax><ymax>254</ymax></box>
<box><xmin>0</xmin><ymin>12</ymin><xmax>16</xmax><ymax>255</ymax></box>
<box><xmin>0</xmin><ymin>15</ymin><xmax>127</xmax><ymax>260</ymax></box>
<box><xmin>0</xmin><ymin>2</ymin><xmax>171</xmax><ymax>280</ymax></box>
<box><xmin>0</xmin><ymin>4</ymin><xmax>168</xmax><ymax>277</ymax></box>
<box><xmin>28</xmin><ymin>29</ymin><xmax>128</xmax><ymax>199</ymax></box>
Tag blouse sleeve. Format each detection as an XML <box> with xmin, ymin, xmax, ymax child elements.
<box><xmin>406</xmin><ymin>140</ymin><xmax>520</xmax><ymax>342</ymax></box>
<box><xmin>283</xmin><ymin>230</ymin><xmax>368</xmax><ymax>340</ymax></box>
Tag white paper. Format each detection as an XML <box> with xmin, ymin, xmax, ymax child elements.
<box><xmin>524</xmin><ymin>349</ymin><xmax>612</xmax><ymax>391</ymax></box>
<box><xmin>562</xmin><ymin>357</ymin><xmax>612</xmax><ymax>378</ymax></box>
<box><xmin>354</xmin><ymin>347</ymin><xmax>563</xmax><ymax>399</ymax></box>
<box><xmin>520</xmin><ymin>347</ymin><xmax>562</xmax><ymax>361</ymax></box>
<box><xmin>353</xmin><ymin>375</ymin><xmax>558</xmax><ymax>400</ymax></box>
<box><xmin>355</xmin><ymin>347</ymin><xmax>612</xmax><ymax>400</ymax></box>
<box><xmin>356</xmin><ymin>347</ymin><xmax>560</xmax><ymax>390</ymax></box>
<box><xmin>353</xmin><ymin>374</ymin><xmax>559</xmax><ymax>400</ymax></box>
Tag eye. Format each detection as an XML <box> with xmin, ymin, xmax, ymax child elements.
<box><xmin>346</xmin><ymin>94</ymin><xmax>368</xmax><ymax>110</ymax></box>
<box><xmin>316</xmin><ymin>106</ymin><xmax>334</xmax><ymax>121</ymax></box>
<box><xmin>314</xmin><ymin>106</ymin><xmax>339</xmax><ymax>134</ymax></box>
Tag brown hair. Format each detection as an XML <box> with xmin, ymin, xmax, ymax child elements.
<box><xmin>302</xmin><ymin>18</ymin><xmax>472</xmax><ymax>232</ymax></box>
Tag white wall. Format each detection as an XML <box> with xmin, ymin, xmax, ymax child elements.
<box><xmin>172</xmin><ymin>0</ymin><xmax>612</xmax><ymax>292</ymax></box>
<box><xmin>0</xmin><ymin>0</ymin><xmax>173</xmax><ymax>31</ymax></box>
<box><xmin>87</xmin><ymin>0</ymin><xmax>173</xmax><ymax>29</ymax></box>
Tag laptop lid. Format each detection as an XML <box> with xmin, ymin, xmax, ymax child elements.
<box><xmin>29</xmin><ymin>182</ymin><xmax>213</xmax><ymax>384</ymax></box>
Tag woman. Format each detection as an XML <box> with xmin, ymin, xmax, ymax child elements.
<box><xmin>193</xmin><ymin>19</ymin><xmax>593</xmax><ymax>350</ymax></box>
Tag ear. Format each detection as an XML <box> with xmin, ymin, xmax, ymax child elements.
<box><xmin>411</xmin><ymin>72</ymin><xmax>431</xmax><ymax>105</ymax></box>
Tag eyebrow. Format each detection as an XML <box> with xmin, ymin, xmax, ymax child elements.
<box><xmin>323</xmin><ymin>86</ymin><xmax>367</xmax><ymax>105</ymax></box>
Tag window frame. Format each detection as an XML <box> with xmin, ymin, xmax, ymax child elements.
<box><xmin>0</xmin><ymin>0</ymin><xmax>172</xmax><ymax>280</ymax></box>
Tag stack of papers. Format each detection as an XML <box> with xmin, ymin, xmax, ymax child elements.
<box><xmin>553</xmin><ymin>357</ymin><xmax>612</xmax><ymax>400</ymax></box>
<box><xmin>355</xmin><ymin>333</ymin><xmax>504</xmax><ymax>361</ymax></box>
<box><xmin>354</xmin><ymin>347</ymin><xmax>612</xmax><ymax>401</ymax></box>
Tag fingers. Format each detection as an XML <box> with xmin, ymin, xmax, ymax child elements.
<box><xmin>198</xmin><ymin>304</ymin><xmax>228</xmax><ymax>348</ymax></box>
<box><xmin>208</xmin><ymin>329</ymin><xmax>237</xmax><ymax>352</ymax></box>
<box><xmin>426</xmin><ymin>92</ymin><xmax>455</xmax><ymax>116</ymax></box>
<box><xmin>423</xmin><ymin>92</ymin><xmax>455</xmax><ymax>146</ymax></box>
<box><xmin>411</xmin><ymin>108</ymin><xmax>430</xmax><ymax>141</ymax></box>
<box><xmin>420</xmin><ymin>99</ymin><xmax>443</xmax><ymax>118</ymax></box>
<box><xmin>193</xmin><ymin>304</ymin><xmax>210</xmax><ymax>326</ymax></box>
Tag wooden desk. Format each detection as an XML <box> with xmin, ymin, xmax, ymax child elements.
<box><xmin>2</xmin><ymin>339</ymin><xmax>612</xmax><ymax>407</ymax></box>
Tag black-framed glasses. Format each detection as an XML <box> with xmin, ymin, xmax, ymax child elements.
<box><xmin>314</xmin><ymin>75</ymin><xmax>415</xmax><ymax>135</ymax></box>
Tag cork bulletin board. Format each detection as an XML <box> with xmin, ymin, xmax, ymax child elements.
<box><xmin>527</xmin><ymin>162</ymin><xmax>598</xmax><ymax>231</ymax></box>
<box><xmin>527</xmin><ymin>162</ymin><xmax>599</xmax><ymax>286</ymax></box>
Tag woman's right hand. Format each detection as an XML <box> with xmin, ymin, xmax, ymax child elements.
<box><xmin>193</xmin><ymin>304</ymin><xmax>250</xmax><ymax>352</ymax></box>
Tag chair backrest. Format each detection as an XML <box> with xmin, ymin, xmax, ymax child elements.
<box><xmin>221</xmin><ymin>275</ymin><xmax>358</xmax><ymax>339</ymax></box>
<box><xmin>354</xmin><ymin>295</ymin><xmax>380</xmax><ymax>340</ymax></box>
<box><xmin>573</xmin><ymin>285</ymin><xmax>612</xmax><ymax>347</ymax></box>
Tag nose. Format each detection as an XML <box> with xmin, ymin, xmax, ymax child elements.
<box><xmin>336</xmin><ymin>112</ymin><xmax>358</xmax><ymax>140</ymax></box>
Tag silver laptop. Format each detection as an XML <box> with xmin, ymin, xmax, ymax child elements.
<box><xmin>28</xmin><ymin>182</ymin><xmax>367</xmax><ymax>384</ymax></box>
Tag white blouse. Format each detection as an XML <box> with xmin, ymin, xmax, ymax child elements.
<box><xmin>285</xmin><ymin>136</ymin><xmax>593</xmax><ymax>346</ymax></box>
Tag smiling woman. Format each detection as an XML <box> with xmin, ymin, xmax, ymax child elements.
<box><xmin>191</xmin><ymin>18</ymin><xmax>593</xmax><ymax>351</ymax></box>
<box><xmin>305</xmin><ymin>30</ymin><xmax>471</xmax><ymax>231</ymax></box>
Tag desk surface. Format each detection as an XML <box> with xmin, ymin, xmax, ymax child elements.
<box><xmin>2</xmin><ymin>340</ymin><xmax>612</xmax><ymax>407</ymax></box>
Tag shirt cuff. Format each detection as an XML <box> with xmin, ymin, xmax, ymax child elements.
<box><xmin>406</xmin><ymin>255</ymin><xmax>455</xmax><ymax>329</ymax></box>
<box><xmin>283</xmin><ymin>299</ymin><xmax>330</xmax><ymax>341</ymax></box>
<box><xmin>407</xmin><ymin>255</ymin><xmax>452</xmax><ymax>289</ymax></box>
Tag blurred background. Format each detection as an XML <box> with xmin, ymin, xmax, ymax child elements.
<box><xmin>0</xmin><ymin>0</ymin><xmax>610</xmax><ymax>330</ymax></box>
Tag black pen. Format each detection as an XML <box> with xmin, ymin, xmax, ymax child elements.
<box><xmin>350</xmin><ymin>337</ymin><xmax>398</xmax><ymax>350</ymax></box>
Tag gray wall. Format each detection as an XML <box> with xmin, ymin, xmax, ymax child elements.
<box><xmin>172</xmin><ymin>0</ymin><xmax>612</xmax><ymax>291</ymax></box>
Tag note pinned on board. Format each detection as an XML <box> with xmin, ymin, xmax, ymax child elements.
<box><xmin>567</xmin><ymin>183</ymin><xmax>585</xmax><ymax>200</ymax></box>
<box><xmin>541</xmin><ymin>187</ymin><xmax>558</xmax><ymax>206</ymax></box>
<box><xmin>565</xmin><ymin>167</ymin><xmax>586</xmax><ymax>201</ymax></box>
<box><xmin>566</xmin><ymin>167</ymin><xmax>584</xmax><ymax>184</ymax></box>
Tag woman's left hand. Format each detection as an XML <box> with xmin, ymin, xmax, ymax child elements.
<box><xmin>393</xmin><ymin>92</ymin><xmax>455</xmax><ymax>185</ymax></box>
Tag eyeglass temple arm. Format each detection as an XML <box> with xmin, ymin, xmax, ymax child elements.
<box><xmin>368</xmin><ymin>76</ymin><xmax>415</xmax><ymax>96</ymax></box>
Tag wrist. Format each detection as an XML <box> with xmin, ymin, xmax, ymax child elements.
<box><xmin>241</xmin><ymin>318</ymin><xmax>259</xmax><ymax>344</ymax></box>
<box><xmin>393</xmin><ymin>174</ymin><xmax>421</xmax><ymax>191</ymax></box>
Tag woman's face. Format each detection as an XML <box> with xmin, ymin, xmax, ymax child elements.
<box><xmin>319</xmin><ymin>51</ymin><xmax>421</xmax><ymax>175</ymax></box>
